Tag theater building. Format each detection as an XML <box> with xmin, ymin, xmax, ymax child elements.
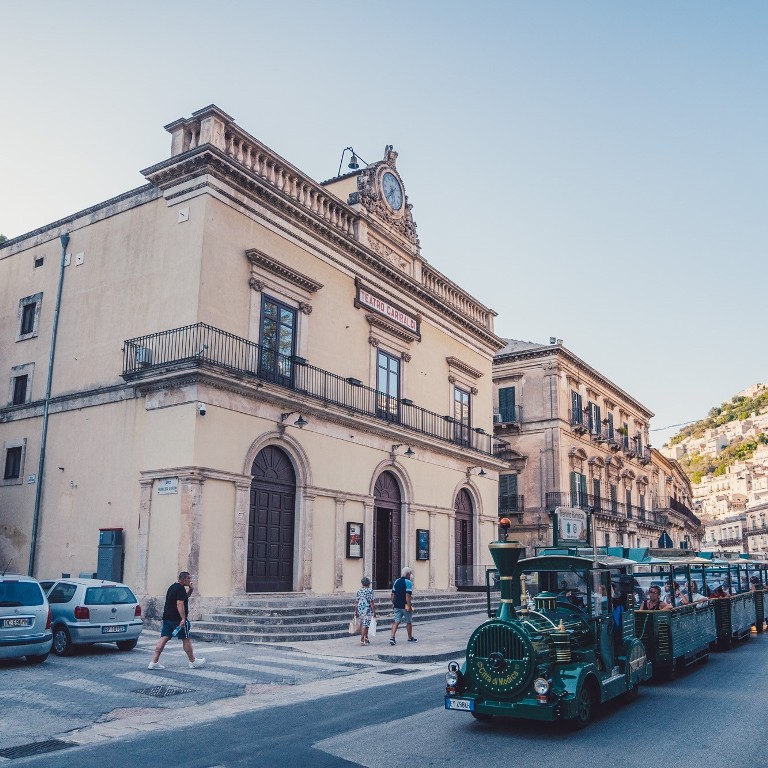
<box><xmin>0</xmin><ymin>105</ymin><xmax>508</xmax><ymax>612</ymax></box>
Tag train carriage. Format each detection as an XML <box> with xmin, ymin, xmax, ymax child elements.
<box><xmin>444</xmin><ymin>519</ymin><xmax>651</xmax><ymax>728</ymax></box>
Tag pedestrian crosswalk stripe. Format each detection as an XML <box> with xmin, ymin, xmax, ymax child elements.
<box><xmin>54</xmin><ymin>678</ymin><xmax>117</xmax><ymax>696</ymax></box>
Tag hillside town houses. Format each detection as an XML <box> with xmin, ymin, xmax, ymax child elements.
<box><xmin>1</xmin><ymin>106</ymin><xmax>700</xmax><ymax>616</ymax></box>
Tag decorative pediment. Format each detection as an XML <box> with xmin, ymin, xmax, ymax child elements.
<box><xmin>366</xmin><ymin>314</ymin><xmax>419</xmax><ymax>343</ymax></box>
<box><xmin>245</xmin><ymin>248</ymin><xmax>324</xmax><ymax>293</ymax></box>
<box><xmin>446</xmin><ymin>356</ymin><xmax>484</xmax><ymax>380</ymax></box>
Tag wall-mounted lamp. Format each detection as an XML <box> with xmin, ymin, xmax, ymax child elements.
<box><xmin>466</xmin><ymin>466</ymin><xmax>487</xmax><ymax>479</ymax></box>
<box><xmin>280</xmin><ymin>412</ymin><xmax>308</xmax><ymax>428</ymax></box>
<box><xmin>391</xmin><ymin>444</ymin><xmax>415</xmax><ymax>458</ymax></box>
<box><xmin>337</xmin><ymin>147</ymin><xmax>369</xmax><ymax>177</ymax></box>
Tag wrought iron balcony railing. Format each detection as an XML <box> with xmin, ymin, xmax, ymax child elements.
<box><xmin>498</xmin><ymin>496</ymin><xmax>525</xmax><ymax>515</ymax></box>
<box><xmin>544</xmin><ymin>492</ymin><xmax>667</xmax><ymax>527</ymax></box>
<box><xmin>493</xmin><ymin>404</ymin><xmax>523</xmax><ymax>425</ymax></box>
<box><xmin>123</xmin><ymin>323</ymin><xmax>498</xmax><ymax>455</ymax></box>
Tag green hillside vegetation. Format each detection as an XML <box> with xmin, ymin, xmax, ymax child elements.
<box><xmin>669</xmin><ymin>387</ymin><xmax>768</xmax><ymax>447</ymax></box>
<box><xmin>681</xmin><ymin>434</ymin><xmax>768</xmax><ymax>484</ymax></box>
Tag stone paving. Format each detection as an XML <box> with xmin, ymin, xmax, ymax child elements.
<box><xmin>0</xmin><ymin>611</ymin><xmax>484</xmax><ymax>754</ymax></box>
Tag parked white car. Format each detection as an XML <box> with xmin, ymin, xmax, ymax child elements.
<box><xmin>40</xmin><ymin>578</ymin><xmax>143</xmax><ymax>656</ymax></box>
<box><xmin>0</xmin><ymin>574</ymin><xmax>53</xmax><ymax>664</ymax></box>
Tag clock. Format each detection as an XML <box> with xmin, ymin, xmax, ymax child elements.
<box><xmin>381</xmin><ymin>172</ymin><xmax>403</xmax><ymax>211</ymax></box>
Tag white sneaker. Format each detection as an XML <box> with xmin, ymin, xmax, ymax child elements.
<box><xmin>147</xmin><ymin>662</ymin><xmax>165</xmax><ymax>670</ymax></box>
<box><xmin>188</xmin><ymin>658</ymin><xmax>206</xmax><ymax>669</ymax></box>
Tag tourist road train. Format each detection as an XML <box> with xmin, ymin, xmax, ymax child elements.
<box><xmin>444</xmin><ymin>515</ymin><xmax>767</xmax><ymax>728</ymax></box>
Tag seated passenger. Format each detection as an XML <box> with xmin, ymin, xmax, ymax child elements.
<box><xmin>750</xmin><ymin>576</ymin><xmax>762</xmax><ymax>591</ymax></box>
<box><xmin>666</xmin><ymin>581</ymin><xmax>688</xmax><ymax>606</ymax></box>
<box><xmin>640</xmin><ymin>585</ymin><xmax>672</xmax><ymax>611</ymax></box>
<box><xmin>708</xmin><ymin>582</ymin><xmax>728</xmax><ymax>599</ymax></box>
<box><xmin>688</xmin><ymin>581</ymin><xmax>707</xmax><ymax>602</ymax></box>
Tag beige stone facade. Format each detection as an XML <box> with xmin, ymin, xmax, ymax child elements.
<box><xmin>0</xmin><ymin>106</ymin><xmax>508</xmax><ymax>613</ymax></box>
<box><xmin>492</xmin><ymin>339</ymin><xmax>701</xmax><ymax>553</ymax></box>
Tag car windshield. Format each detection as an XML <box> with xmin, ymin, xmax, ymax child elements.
<box><xmin>0</xmin><ymin>580</ymin><xmax>44</xmax><ymax>607</ymax></box>
<box><xmin>85</xmin><ymin>586</ymin><xmax>136</xmax><ymax>605</ymax></box>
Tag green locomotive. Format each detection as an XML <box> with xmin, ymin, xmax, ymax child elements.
<box><xmin>444</xmin><ymin>521</ymin><xmax>651</xmax><ymax>728</ymax></box>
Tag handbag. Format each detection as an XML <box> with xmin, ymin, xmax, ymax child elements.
<box><xmin>348</xmin><ymin>616</ymin><xmax>361</xmax><ymax>635</ymax></box>
<box><xmin>368</xmin><ymin>616</ymin><xmax>377</xmax><ymax>639</ymax></box>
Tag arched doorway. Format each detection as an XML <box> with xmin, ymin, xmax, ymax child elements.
<box><xmin>455</xmin><ymin>489</ymin><xmax>474</xmax><ymax>587</ymax></box>
<box><xmin>247</xmin><ymin>446</ymin><xmax>296</xmax><ymax>592</ymax></box>
<box><xmin>373</xmin><ymin>471</ymin><xmax>401</xmax><ymax>590</ymax></box>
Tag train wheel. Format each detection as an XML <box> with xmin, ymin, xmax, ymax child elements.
<box><xmin>471</xmin><ymin>712</ymin><xmax>494</xmax><ymax>724</ymax></box>
<box><xmin>570</xmin><ymin>684</ymin><xmax>595</xmax><ymax>729</ymax></box>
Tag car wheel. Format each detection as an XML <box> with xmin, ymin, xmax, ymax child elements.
<box><xmin>25</xmin><ymin>653</ymin><xmax>49</xmax><ymax>664</ymax></box>
<box><xmin>570</xmin><ymin>683</ymin><xmax>595</xmax><ymax>729</ymax></box>
<box><xmin>116</xmin><ymin>639</ymin><xmax>138</xmax><ymax>651</ymax></box>
<box><xmin>52</xmin><ymin>625</ymin><xmax>74</xmax><ymax>656</ymax></box>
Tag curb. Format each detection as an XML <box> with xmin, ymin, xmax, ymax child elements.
<box><xmin>374</xmin><ymin>648</ymin><xmax>465</xmax><ymax>664</ymax></box>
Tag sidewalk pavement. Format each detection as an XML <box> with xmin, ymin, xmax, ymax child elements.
<box><xmin>256</xmin><ymin>610</ymin><xmax>488</xmax><ymax>665</ymax></box>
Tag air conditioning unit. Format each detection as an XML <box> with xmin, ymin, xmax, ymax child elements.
<box><xmin>493</xmin><ymin>413</ymin><xmax>502</xmax><ymax>424</ymax></box>
<box><xmin>135</xmin><ymin>346</ymin><xmax>153</xmax><ymax>368</ymax></box>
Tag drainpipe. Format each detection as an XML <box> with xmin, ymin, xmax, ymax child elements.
<box><xmin>28</xmin><ymin>232</ymin><xmax>69</xmax><ymax>576</ymax></box>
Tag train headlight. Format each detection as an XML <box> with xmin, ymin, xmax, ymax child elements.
<box><xmin>446</xmin><ymin>661</ymin><xmax>462</xmax><ymax>693</ymax></box>
<box><xmin>446</xmin><ymin>670</ymin><xmax>459</xmax><ymax>687</ymax></box>
<box><xmin>533</xmin><ymin>678</ymin><xmax>550</xmax><ymax>695</ymax></box>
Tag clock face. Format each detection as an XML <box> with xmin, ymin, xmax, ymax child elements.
<box><xmin>381</xmin><ymin>172</ymin><xmax>403</xmax><ymax>211</ymax></box>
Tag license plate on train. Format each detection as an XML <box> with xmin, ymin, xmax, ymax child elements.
<box><xmin>102</xmin><ymin>625</ymin><xmax>127</xmax><ymax>634</ymax></box>
<box><xmin>445</xmin><ymin>697</ymin><xmax>474</xmax><ymax>712</ymax></box>
<box><xmin>2</xmin><ymin>617</ymin><xmax>32</xmax><ymax>628</ymax></box>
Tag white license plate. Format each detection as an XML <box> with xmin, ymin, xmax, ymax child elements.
<box><xmin>2</xmin><ymin>617</ymin><xmax>32</xmax><ymax>628</ymax></box>
<box><xmin>102</xmin><ymin>625</ymin><xmax>127</xmax><ymax>634</ymax></box>
<box><xmin>445</xmin><ymin>697</ymin><xmax>474</xmax><ymax>712</ymax></box>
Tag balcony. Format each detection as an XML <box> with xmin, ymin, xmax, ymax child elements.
<box><xmin>543</xmin><ymin>492</ymin><xmax>667</xmax><ymax>528</ymax></box>
<box><xmin>498</xmin><ymin>496</ymin><xmax>526</xmax><ymax>516</ymax></box>
<box><xmin>569</xmin><ymin>409</ymin><xmax>588</xmax><ymax>436</ymax></box>
<box><xmin>493</xmin><ymin>404</ymin><xmax>522</xmax><ymax>427</ymax></box>
<box><xmin>123</xmin><ymin>323</ymin><xmax>499</xmax><ymax>455</ymax></box>
<box><xmin>747</xmin><ymin>525</ymin><xmax>768</xmax><ymax>536</ymax></box>
<box><xmin>718</xmin><ymin>537</ymin><xmax>744</xmax><ymax>547</ymax></box>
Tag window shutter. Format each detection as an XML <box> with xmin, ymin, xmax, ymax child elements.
<box><xmin>499</xmin><ymin>387</ymin><xmax>516</xmax><ymax>421</ymax></box>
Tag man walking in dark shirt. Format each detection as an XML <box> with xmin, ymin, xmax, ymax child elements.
<box><xmin>148</xmin><ymin>571</ymin><xmax>206</xmax><ymax>670</ymax></box>
<box><xmin>389</xmin><ymin>566</ymin><xmax>416</xmax><ymax>645</ymax></box>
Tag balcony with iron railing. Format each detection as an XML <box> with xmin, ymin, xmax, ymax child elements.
<box><xmin>657</xmin><ymin>497</ymin><xmax>701</xmax><ymax>525</ymax></box>
<box><xmin>746</xmin><ymin>524</ymin><xmax>768</xmax><ymax>536</ymax></box>
<box><xmin>569</xmin><ymin>408</ymin><xmax>588</xmax><ymax>435</ymax></box>
<box><xmin>543</xmin><ymin>492</ymin><xmax>668</xmax><ymax>527</ymax></box>
<box><xmin>493</xmin><ymin>404</ymin><xmax>523</xmax><ymax>426</ymax></box>
<box><xmin>498</xmin><ymin>496</ymin><xmax>526</xmax><ymax>516</ymax></box>
<box><xmin>122</xmin><ymin>323</ymin><xmax>501</xmax><ymax>456</ymax></box>
<box><xmin>718</xmin><ymin>536</ymin><xmax>744</xmax><ymax>547</ymax></box>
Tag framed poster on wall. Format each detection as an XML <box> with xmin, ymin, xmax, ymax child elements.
<box><xmin>416</xmin><ymin>529</ymin><xmax>429</xmax><ymax>560</ymax></box>
<box><xmin>346</xmin><ymin>522</ymin><xmax>363</xmax><ymax>558</ymax></box>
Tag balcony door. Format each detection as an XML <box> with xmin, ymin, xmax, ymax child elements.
<box><xmin>259</xmin><ymin>297</ymin><xmax>296</xmax><ymax>386</ymax></box>
<box><xmin>247</xmin><ymin>446</ymin><xmax>296</xmax><ymax>592</ymax></box>
<box><xmin>454</xmin><ymin>489</ymin><xmax>474</xmax><ymax>586</ymax></box>
<box><xmin>376</xmin><ymin>350</ymin><xmax>400</xmax><ymax>422</ymax></box>
<box><xmin>373</xmin><ymin>471</ymin><xmax>401</xmax><ymax>589</ymax></box>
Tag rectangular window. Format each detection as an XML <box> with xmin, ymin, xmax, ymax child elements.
<box><xmin>622</xmin><ymin>421</ymin><xmax>629</xmax><ymax>450</ymax></box>
<box><xmin>607</xmin><ymin>413</ymin><xmax>614</xmax><ymax>440</ymax></box>
<box><xmin>588</xmin><ymin>402</ymin><xmax>601</xmax><ymax>435</ymax></box>
<box><xmin>258</xmin><ymin>297</ymin><xmax>296</xmax><ymax>385</ymax></box>
<box><xmin>639</xmin><ymin>493</ymin><xmax>645</xmax><ymax>511</ymax></box>
<box><xmin>592</xmin><ymin>477</ymin><xmax>601</xmax><ymax>510</ymax></box>
<box><xmin>453</xmin><ymin>386</ymin><xmax>471</xmax><ymax>445</ymax></box>
<box><xmin>571</xmin><ymin>391</ymin><xmax>583</xmax><ymax>425</ymax></box>
<box><xmin>610</xmin><ymin>484</ymin><xmax>618</xmax><ymax>513</ymax></box>
<box><xmin>12</xmin><ymin>375</ymin><xmax>28</xmax><ymax>406</ymax></box>
<box><xmin>571</xmin><ymin>471</ymin><xmax>587</xmax><ymax>508</ymax></box>
<box><xmin>4</xmin><ymin>447</ymin><xmax>22</xmax><ymax>480</ymax></box>
<box><xmin>498</xmin><ymin>474</ymin><xmax>519</xmax><ymax>513</ymax></box>
<box><xmin>605</xmin><ymin>533</ymin><xmax>611</xmax><ymax>547</ymax></box>
<box><xmin>376</xmin><ymin>350</ymin><xmax>400</xmax><ymax>421</ymax></box>
<box><xmin>498</xmin><ymin>386</ymin><xmax>516</xmax><ymax>423</ymax></box>
<box><xmin>20</xmin><ymin>304</ymin><xmax>36</xmax><ymax>335</ymax></box>
<box><xmin>625</xmin><ymin>488</ymin><xmax>632</xmax><ymax>518</ymax></box>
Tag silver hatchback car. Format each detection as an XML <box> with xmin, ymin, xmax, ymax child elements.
<box><xmin>0</xmin><ymin>574</ymin><xmax>53</xmax><ymax>664</ymax></box>
<box><xmin>40</xmin><ymin>578</ymin><xmax>143</xmax><ymax>656</ymax></box>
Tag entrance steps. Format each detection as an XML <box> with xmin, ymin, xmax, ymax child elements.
<box><xmin>191</xmin><ymin>590</ymin><xmax>489</xmax><ymax>643</ymax></box>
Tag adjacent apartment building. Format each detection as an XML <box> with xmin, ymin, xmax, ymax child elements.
<box><xmin>492</xmin><ymin>338</ymin><xmax>701</xmax><ymax>552</ymax></box>
<box><xmin>1</xmin><ymin>105</ymin><xmax>509</xmax><ymax>613</ymax></box>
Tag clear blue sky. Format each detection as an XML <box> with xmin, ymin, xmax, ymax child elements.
<box><xmin>2</xmin><ymin>1</ymin><xmax>766</xmax><ymax>446</ymax></box>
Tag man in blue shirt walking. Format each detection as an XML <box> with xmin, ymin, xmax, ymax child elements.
<box><xmin>389</xmin><ymin>566</ymin><xmax>416</xmax><ymax>645</ymax></box>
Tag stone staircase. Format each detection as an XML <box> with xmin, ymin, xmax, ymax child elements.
<box><xmin>190</xmin><ymin>590</ymin><xmax>489</xmax><ymax>643</ymax></box>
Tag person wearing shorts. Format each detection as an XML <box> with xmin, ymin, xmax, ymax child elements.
<box><xmin>148</xmin><ymin>571</ymin><xmax>206</xmax><ymax>670</ymax></box>
<box><xmin>390</xmin><ymin>567</ymin><xmax>416</xmax><ymax>645</ymax></box>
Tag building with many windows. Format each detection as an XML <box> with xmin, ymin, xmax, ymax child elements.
<box><xmin>492</xmin><ymin>338</ymin><xmax>701</xmax><ymax>552</ymax></box>
<box><xmin>0</xmin><ymin>106</ymin><xmax>509</xmax><ymax>613</ymax></box>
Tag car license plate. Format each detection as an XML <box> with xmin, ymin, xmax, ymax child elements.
<box><xmin>2</xmin><ymin>617</ymin><xmax>32</xmax><ymax>628</ymax></box>
<box><xmin>102</xmin><ymin>625</ymin><xmax>127</xmax><ymax>634</ymax></box>
<box><xmin>445</xmin><ymin>697</ymin><xmax>474</xmax><ymax>712</ymax></box>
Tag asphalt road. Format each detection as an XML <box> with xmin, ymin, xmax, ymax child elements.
<box><xmin>4</xmin><ymin>631</ymin><xmax>768</xmax><ymax>767</ymax></box>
